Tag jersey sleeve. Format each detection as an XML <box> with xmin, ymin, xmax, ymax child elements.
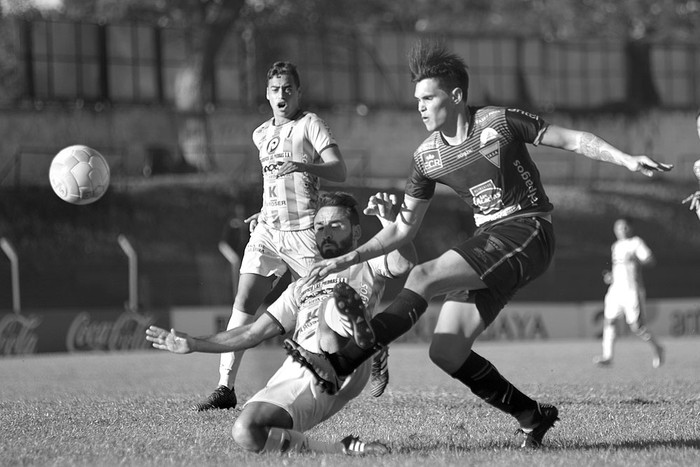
<box><xmin>305</xmin><ymin>114</ymin><xmax>338</xmax><ymax>155</ymax></box>
<box><xmin>404</xmin><ymin>140</ymin><xmax>438</xmax><ymax>200</ymax></box>
<box><xmin>265</xmin><ymin>281</ymin><xmax>299</xmax><ymax>334</ymax></box>
<box><xmin>505</xmin><ymin>108</ymin><xmax>549</xmax><ymax>146</ymax></box>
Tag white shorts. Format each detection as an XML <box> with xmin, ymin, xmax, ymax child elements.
<box><xmin>240</xmin><ymin>223</ymin><xmax>319</xmax><ymax>281</ymax></box>
<box><xmin>604</xmin><ymin>287</ymin><xmax>646</xmax><ymax>325</ymax></box>
<box><xmin>244</xmin><ymin>356</ymin><xmax>370</xmax><ymax>432</ymax></box>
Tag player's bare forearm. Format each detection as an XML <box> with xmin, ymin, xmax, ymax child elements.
<box><xmin>542</xmin><ymin>126</ymin><xmax>672</xmax><ymax>176</ymax></box>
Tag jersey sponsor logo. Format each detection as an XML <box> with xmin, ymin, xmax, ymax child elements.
<box><xmin>480</xmin><ymin>128</ymin><xmax>501</xmax><ymax>167</ymax></box>
<box><xmin>513</xmin><ymin>160</ymin><xmax>539</xmax><ymax>204</ymax></box>
<box><xmin>266</xmin><ymin>136</ymin><xmax>280</xmax><ymax>154</ymax></box>
<box><xmin>474</xmin><ymin>109</ymin><xmax>499</xmax><ymax>125</ymax></box>
<box><xmin>470</xmin><ymin>180</ymin><xmax>504</xmax><ymax>215</ymax></box>
<box><xmin>508</xmin><ymin>108</ymin><xmax>540</xmax><ymax>121</ymax></box>
<box><xmin>421</xmin><ymin>150</ymin><xmax>443</xmax><ymax>171</ymax></box>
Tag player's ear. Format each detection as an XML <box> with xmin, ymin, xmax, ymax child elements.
<box><xmin>352</xmin><ymin>224</ymin><xmax>361</xmax><ymax>242</ymax></box>
<box><xmin>451</xmin><ymin>87</ymin><xmax>463</xmax><ymax>104</ymax></box>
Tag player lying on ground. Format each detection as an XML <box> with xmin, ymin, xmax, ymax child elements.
<box><xmin>284</xmin><ymin>39</ymin><xmax>673</xmax><ymax>450</ymax></box>
<box><xmin>146</xmin><ymin>191</ymin><xmax>415</xmax><ymax>455</ymax></box>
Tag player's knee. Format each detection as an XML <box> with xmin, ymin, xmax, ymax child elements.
<box><xmin>231</xmin><ymin>419</ymin><xmax>262</xmax><ymax>452</ymax></box>
<box><xmin>405</xmin><ymin>263</ymin><xmax>439</xmax><ymax>296</ymax></box>
<box><xmin>429</xmin><ymin>340</ymin><xmax>462</xmax><ymax>373</ymax></box>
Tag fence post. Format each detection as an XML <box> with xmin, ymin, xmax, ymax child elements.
<box><xmin>0</xmin><ymin>238</ymin><xmax>21</xmax><ymax>314</ymax></box>
<box><xmin>117</xmin><ymin>234</ymin><xmax>138</xmax><ymax>313</ymax></box>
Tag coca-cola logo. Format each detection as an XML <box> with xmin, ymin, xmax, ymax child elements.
<box><xmin>0</xmin><ymin>313</ymin><xmax>41</xmax><ymax>355</ymax></box>
<box><xmin>67</xmin><ymin>311</ymin><xmax>155</xmax><ymax>352</ymax></box>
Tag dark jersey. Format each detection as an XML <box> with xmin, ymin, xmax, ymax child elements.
<box><xmin>405</xmin><ymin>106</ymin><xmax>554</xmax><ymax>226</ymax></box>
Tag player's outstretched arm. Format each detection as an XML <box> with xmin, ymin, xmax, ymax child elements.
<box><xmin>682</xmin><ymin>191</ymin><xmax>700</xmax><ymax>211</ymax></box>
<box><xmin>146</xmin><ymin>314</ymin><xmax>282</xmax><ymax>354</ymax></box>
<box><xmin>541</xmin><ymin>125</ymin><xmax>673</xmax><ymax>177</ymax></box>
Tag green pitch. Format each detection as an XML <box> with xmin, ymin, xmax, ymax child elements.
<box><xmin>1</xmin><ymin>339</ymin><xmax>699</xmax><ymax>466</ymax></box>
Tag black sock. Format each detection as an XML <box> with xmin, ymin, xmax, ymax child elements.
<box><xmin>329</xmin><ymin>288</ymin><xmax>428</xmax><ymax>376</ymax></box>
<box><xmin>451</xmin><ymin>351</ymin><xmax>538</xmax><ymax>427</ymax></box>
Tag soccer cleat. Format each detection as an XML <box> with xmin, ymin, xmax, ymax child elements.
<box><xmin>518</xmin><ymin>403</ymin><xmax>560</xmax><ymax>449</ymax></box>
<box><xmin>340</xmin><ymin>435</ymin><xmax>390</xmax><ymax>456</ymax></box>
<box><xmin>333</xmin><ymin>282</ymin><xmax>376</xmax><ymax>349</ymax></box>
<box><xmin>370</xmin><ymin>347</ymin><xmax>389</xmax><ymax>397</ymax></box>
<box><xmin>593</xmin><ymin>355</ymin><xmax>612</xmax><ymax>367</ymax></box>
<box><xmin>192</xmin><ymin>385</ymin><xmax>237</xmax><ymax>412</ymax></box>
<box><xmin>283</xmin><ymin>338</ymin><xmax>345</xmax><ymax>394</ymax></box>
<box><xmin>652</xmin><ymin>346</ymin><xmax>665</xmax><ymax>368</ymax></box>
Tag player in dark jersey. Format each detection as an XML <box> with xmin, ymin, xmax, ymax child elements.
<box><xmin>284</xmin><ymin>39</ymin><xmax>673</xmax><ymax>449</ymax></box>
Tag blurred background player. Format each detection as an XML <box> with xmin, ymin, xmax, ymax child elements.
<box><xmin>192</xmin><ymin>61</ymin><xmax>347</xmax><ymax>411</ymax></box>
<box><xmin>287</xmin><ymin>39</ymin><xmax>673</xmax><ymax>450</ymax></box>
<box><xmin>147</xmin><ymin>192</ymin><xmax>415</xmax><ymax>455</ymax></box>
<box><xmin>594</xmin><ymin>218</ymin><xmax>664</xmax><ymax>368</ymax></box>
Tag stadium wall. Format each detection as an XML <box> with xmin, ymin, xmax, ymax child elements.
<box><xmin>2</xmin><ymin>298</ymin><xmax>698</xmax><ymax>357</ymax></box>
<box><xmin>1</xmin><ymin>107</ymin><xmax>699</xmax><ymax>187</ymax></box>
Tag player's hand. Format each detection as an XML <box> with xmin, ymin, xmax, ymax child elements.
<box><xmin>276</xmin><ymin>161</ymin><xmax>306</xmax><ymax>178</ymax></box>
<box><xmin>602</xmin><ymin>270</ymin><xmax>612</xmax><ymax>285</ymax></box>
<box><xmin>364</xmin><ymin>192</ymin><xmax>399</xmax><ymax>222</ymax></box>
<box><xmin>145</xmin><ymin>326</ymin><xmax>193</xmax><ymax>354</ymax></box>
<box><xmin>305</xmin><ymin>251</ymin><xmax>359</xmax><ymax>282</ymax></box>
<box><xmin>627</xmin><ymin>156</ymin><xmax>673</xmax><ymax>177</ymax></box>
<box><xmin>244</xmin><ymin>212</ymin><xmax>260</xmax><ymax>233</ymax></box>
<box><xmin>682</xmin><ymin>191</ymin><xmax>700</xmax><ymax>211</ymax></box>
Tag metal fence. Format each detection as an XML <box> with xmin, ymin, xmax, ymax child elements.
<box><xmin>10</xmin><ymin>19</ymin><xmax>700</xmax><ymax>112</ymax></box>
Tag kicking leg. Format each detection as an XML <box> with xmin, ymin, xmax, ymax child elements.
<box><xmin>429</xmin><ymin>300</ymin><xmax>558</xmax><ymax>448</ymax></box>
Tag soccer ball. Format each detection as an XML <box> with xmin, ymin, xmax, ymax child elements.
<box><xmin>49</xmin><ymin>145</ymin><xmax>110</xmax><ymax>205</ymax></box>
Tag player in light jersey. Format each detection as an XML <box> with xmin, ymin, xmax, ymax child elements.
<box><xmin>594</xmin><ymin>218</ymin><xmax>664</xmax><ymax>368</ymax></box>
<box><xmin>285</xmin><ymin>39</ymin><xmax>673</xmax><ymax>449</ymax></box>
<box><xmin>147</xmin><ymin>192</ymin><xmax>415</xmax><ymax>455</ymax></box>
<box><xmin>193</xmin><ymin>61</ymin><xmax>349</xmax><ymax>412</ymax></box>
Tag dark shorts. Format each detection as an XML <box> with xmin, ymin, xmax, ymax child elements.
<box><xmin>445</xmin><ymin>216</ymin><xmax>555</xmax><ymax>327</ymax></box>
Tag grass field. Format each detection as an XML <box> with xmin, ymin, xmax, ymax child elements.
<box><xmin>2</xmin><ymin>338</ymin><xmax>699</xmax><ymax>466</ymax></box>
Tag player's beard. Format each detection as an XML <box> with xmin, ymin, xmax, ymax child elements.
<box><xmin>319</xmin><ymin>236</ymin><xmax>353</xmax><ymax>259</ymax></box>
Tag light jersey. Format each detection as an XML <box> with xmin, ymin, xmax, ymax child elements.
<box><xmin>406</xmin><ymin>106</ymin><xmax>554</xmax><ymax>227</ymax></box>
<box><xmin>609</xmin><ymin>236</ymin><xmax>652</xmax><ymax>291</ymax></box>
<box><xmin>252</xmin><ymin>111</ymin><xmax>337</xmax><ymax>231</ymax></box>
<box><xmin>266</xmin><ymin>256</ymin><xmax>393</xmax><ymax>353</ymax></box>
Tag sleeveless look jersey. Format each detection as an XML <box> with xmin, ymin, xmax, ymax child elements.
<box><xmin>252</xmin><ymin>111</ymin><xmax>337</xmax><ymax>231</ymax></box>
<box><xmin>266</xmin><ymin>256</ymin><xmax>393</xmax><ymax>353</ymax></box>
<box><xmin>406</xmin><ymin>106</ymin><xmax>554</xmax><ymax>227</ymax></box>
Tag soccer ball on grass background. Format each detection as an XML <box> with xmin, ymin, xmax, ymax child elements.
<box><xmin>49</xmin><ymin>145</ymin><xmax>110</xmax><ymax>205</ymax></box>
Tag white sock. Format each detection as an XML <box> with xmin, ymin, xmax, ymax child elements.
<box><xmin>217</xmin><ymin>308</ymin><xmax>254</xmax><ymax>388</ymax></box>
<box><xmin>602</xmin><ymin>324</ymin><xmax>615</xmax><ymax>360</ymax></box>
<box><xmin>262</xmin><ymin>427</ymin><xmax>341</xmax><ymax>454</ymax></box>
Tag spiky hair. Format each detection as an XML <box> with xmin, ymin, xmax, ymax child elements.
<box><xmin>408</xmin><ymin>38</ymin><xmax>469</xmax><ymax>95</ymax></box>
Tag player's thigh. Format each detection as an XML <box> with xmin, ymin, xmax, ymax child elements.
<box><xmin>278</xmin><ymin>228</ymin><xmax>320</xmax><ymax>280</ymax></box>
<box><xmin>406</xmin><ymin>250</ymin><xmax>487</xmax><ymax>298</ymax></box>
<box><xmin>429</xmin><ymin>301</ymin><xmax>484</xmax><ymax>372</ymax></box>
<box><xmin>235</xmin><ymin>401</ymin><xmax>293</xmax><ymax>431</ymax></box>
<box><xmin>233</xmin><ymin>273</ymin><xmax>276</xmax><ymax>313</ymax></box>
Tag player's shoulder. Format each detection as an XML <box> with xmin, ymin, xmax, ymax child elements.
<box><xmin>414</xmin><ymin>132</ymin><xmax>441</xmax><ymax>157</ymax></box>
<box><xmin>253</xmin><ymin>118</ymin><xmax>273</xmax><ymax>136</ymax></box>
